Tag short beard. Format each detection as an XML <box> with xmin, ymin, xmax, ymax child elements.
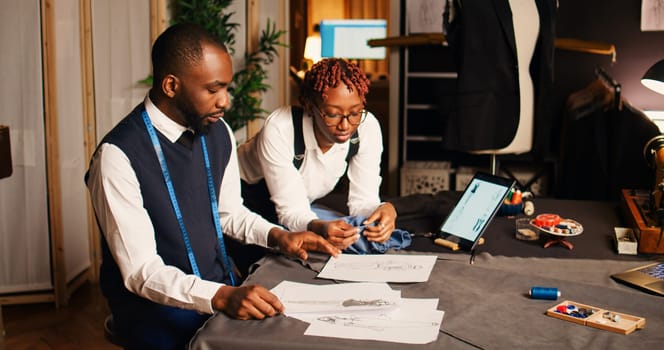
<box><xmin>184</xmin><ymin>112</ymin><xmax>210</xmax><ymax>135</ymax></box>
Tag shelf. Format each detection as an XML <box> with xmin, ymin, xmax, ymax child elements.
<box><xmin>407</xmin><ymin>104</ymin><xmax>438</xmax><ymax>110</ymax></box>
<box><xmin>407</xmin><ymin>72</ymin><xmax>457</xmax><ymax>79</ymax></box>
<box><xmin>406</xmin><ymin>135</ymin><xmax>443</xmax><ymax>142</ymax></box>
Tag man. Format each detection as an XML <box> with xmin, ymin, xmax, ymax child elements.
<box><xmin>86</xmin><ymin>23</ymin><xmax>339</xmax><ymax>350</ymax></box>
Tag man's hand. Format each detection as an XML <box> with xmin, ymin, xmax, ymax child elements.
<box><xmin>308</xmin><ymin>219</ymin><xmax>360</xmax><ymax>250</ymax></box>
<box><xmin>268</xmin><ymin>227</ymin><xmax>341</xmax><ymax>260</ymax></box>
<box><xmin>362</xmin><ymin>202</ymin><xmax>397</xmax><ymax>243</ymax></box>
<box><xmin>212</xmin><ymin>285</ymin><xmax>284</xmax><ymax>320</ymax></box>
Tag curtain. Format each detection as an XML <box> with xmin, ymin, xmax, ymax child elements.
<box><xmin>0</xmin><ymin>0</ymin><xmax>51</xmax><ymax>294</ymax></box>
<box><xmin>346</xmin><ymin>0</ymin><xmax>390</xmax><ymax>77</ymax></box>
<box><xmin>91</xmin><ymin>0</ymin><xmax>151</xmax><ymax>138</ymax></box>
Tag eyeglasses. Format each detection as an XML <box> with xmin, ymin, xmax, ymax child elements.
<box><xmin>313</xmin><ymin>104</ymin><xmax>367</xmax><ymax>126</ymax></box>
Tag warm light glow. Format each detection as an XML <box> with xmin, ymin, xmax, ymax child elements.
<box><xmin>303</xmin><ymin>34</ymin><xmax>321</xmax><ymax>64</ymax></box>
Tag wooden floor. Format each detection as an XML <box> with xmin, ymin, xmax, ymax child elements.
<box><xmin>1</xmin><ymin>282</ymin><xmax>119</xmax><ymax>350</ymax></box>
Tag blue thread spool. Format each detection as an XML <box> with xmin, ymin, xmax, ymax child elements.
<box><xmin>529</xmin><ymin>286</ymin><xmax>560</xmax><ymax>300</ymax></box>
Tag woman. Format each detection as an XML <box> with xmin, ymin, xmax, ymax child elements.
<box><xmin>238</xmin><ymin>58</ymin><xmax>402</xmax><ymax>254</ymax></box>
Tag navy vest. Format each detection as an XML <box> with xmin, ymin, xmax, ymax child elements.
<box><xmin>96</xmin><ymin>104</ymin><xmax>233</xmax><ymax>306</ymax></box>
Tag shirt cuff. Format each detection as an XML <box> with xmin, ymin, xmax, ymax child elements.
<box><xmin>192</xmin><ymin>279</ymin><xmax>224</xmax><ymax>314</ymax></box>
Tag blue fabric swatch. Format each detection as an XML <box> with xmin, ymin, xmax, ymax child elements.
<box><xmin>311</xmin><ymin>205</ymin><xmax>412</xmax><ymax>254</ymax></box>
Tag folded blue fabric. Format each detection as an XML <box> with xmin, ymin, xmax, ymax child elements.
<box><xmin>311</xmin><ymin>205</ymin><xmax>412</xmax><ymax>254</ymax></box>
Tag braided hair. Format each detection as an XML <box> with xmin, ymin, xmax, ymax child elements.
<box><xmin>299</xmin><ymin>58</ymin><xmax>371</xmax><ymax>108</ymax></box>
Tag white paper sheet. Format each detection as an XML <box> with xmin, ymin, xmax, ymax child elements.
<box><xmin>304</xmin><ymin>308</ymin><xmax>444</xmax><ymax>344</ymax></box>
<box><xmin>406</xmin><ymin>0</ymin><xmax>447</xmax><ymax>34</ymax></box>
<box><xmin>642</xmin><ymin>0</ymin><xmax>664</xmax><ymax>31</ymax></box>
<box><xmin>271</xmin><ymin>280</ymin><xmax>443</xmax><ymax>344</ymax></box>
<box><xmin>272</xmin><ymin>280</ymin><xmax>399</xmax><ymax>314</ymax></box>
<box><xmin>317</xmin><ymin>254</ymin><xmax>437</xmax><ymax>282</ymax></box>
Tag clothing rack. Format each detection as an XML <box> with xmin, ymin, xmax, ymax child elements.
<box><xmin>595</xmin><ymin>67</ymin><xmax>622</xmax><ymax>111</ymax></box>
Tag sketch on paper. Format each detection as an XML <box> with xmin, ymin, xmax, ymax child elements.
<box><xmin>305</xmin><ymin>308</ymin><xmax>445</xmax><ymax>344</ymax></box>
<box><xmin>330</xmin><ymin>260</ymin><xmax>424</xmax><ymax>272</ymax></box>
<box><xmin>317</xmin><ymin>314</ymin><xmax>441</xmax><ymax>332</ymax></box>
<box><xmin>642</xmin><ymin>0</ymin><xmax>664</xmax><ymax>31</ymax></box>
<box><xmin>283</xmin><ymin>298</ymin><xmax>394</xmax><ymax>308</ymax></box>
<box><xmin>270</xmin><ymin>281</ymin><xmax>445</xmax><ymax>344</ymax></box>
<box><xmin>406</xmin><ymin>0</ymin><xmax>447</xmax><ymax>33</ymax></box>
<box><xmin>317</xmin><ymin>254</ymin><xmax>437</xmax><ymax>283</ymax></box>
<box><xmin>273</xmin><ymin>281</ymin><xmax>400</xmax><ymax>314</ymax></box>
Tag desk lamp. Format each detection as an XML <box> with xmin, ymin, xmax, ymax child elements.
<box><xmin>642</xmin><ymin>59</ymin><xmax>664</xmax><ymax>214</ymax></box>
<box><xmin>624</xmin><ymin>59</ymin><xmax>664</xmax><ymax>254</ymax></box>
<box><xmin>641</xmin><ymin>59</ymin><xmax>664</xmax><ymax>95</ymax></box>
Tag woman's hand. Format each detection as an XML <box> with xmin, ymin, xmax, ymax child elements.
<box><xmin>308</xmin><ymin>219</ymin><xmax>360</xmax><ymax>250</ymax></box>
<box><xmin>361</xmin><ymin>202</ymin><xmax>397</xmax><ymax>243</ymax></box>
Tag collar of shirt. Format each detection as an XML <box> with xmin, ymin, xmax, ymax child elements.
<box><xmin>144</xmin><ymin>96</ymin><xmax>191</xmax><ymax>143</ymax></box>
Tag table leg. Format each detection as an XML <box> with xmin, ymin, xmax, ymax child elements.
<box><xmin>543</xmin><ymin>238</ymin><xmax>574</xmax><ymax>250</ymax></box>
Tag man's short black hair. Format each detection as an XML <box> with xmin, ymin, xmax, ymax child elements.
<box><xmin>151</xmin><ymin>22</ymin><xmax>228</xmax><ymax>88</ymax></box>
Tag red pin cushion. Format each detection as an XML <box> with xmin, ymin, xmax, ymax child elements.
<box><xmin>533</xmin><ymin>214</ymin><xmax>561</xmax><ymax>228</ymax></box>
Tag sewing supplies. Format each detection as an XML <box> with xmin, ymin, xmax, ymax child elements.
<box><xmin>531</xmin><ymin>214</ymin><xmax>584</xmax><ymax>249</ymax></box>
<box><xmin>433</xmin><ymin>237</ymin><xmax>459</xmax><ymax>251</ymax></box>
<box><xmin>546</xmin><ymin>300</ymin><xmax>646</xmax><ymax>335</ymax></box>
<box><xmin>499</xmin><ymin>188</ymin><xmax>527</xmax><ymax>216</ymax></box>
<box><xmin>529</xmin><ymin>286</ymin><xmax>560</xmax><ymax>300</ymax></box>
<box><xmin>522</xmin><ymin>193</ymin><xmax>535</xmax><ymax>216</ymax></box>
<box><xmin>614</xmin><ymin>227</ymin><xmax>638</xmax><ymax>255</ymax></box>
<box><xmin>516</xmin><ymin>217</ymin><xmax>539</xmax><ymax>241</ymax></box>
<box><xmin>434</xmin><ymin>237</ymin><xmax>485</xmax><ymax>251</ymax></box>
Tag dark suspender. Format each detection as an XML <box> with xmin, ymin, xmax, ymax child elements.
<box><xmin>292</xmin><ymin>106</ymin><xmax>306</xmax><ymax>169</ymax></box>
<box><xmin>291</xmin><ymin>106</ymin><xmax>359</xmax><ymax>169</ymax></box>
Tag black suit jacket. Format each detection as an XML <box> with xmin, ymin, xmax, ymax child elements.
<box><xmin>442</xmin><ymin>0</ymin><xmax>556</xmax><ymax>156</ymax></box>
<box><xmin>559</xmin><ymin>101</ymin><xmax>660</xmax><ymax>201</ymax></box>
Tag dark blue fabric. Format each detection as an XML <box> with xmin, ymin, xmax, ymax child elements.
<box><xmin>100</xmin><ymin>104</ymin><xmax>233</xmax><ymax>283</ymax></box>
<box><xmin>111</xmin><ymin>301</ymin><xmax>208</xmax><ymax>350</ymax></box>
<box><xmin>311</xmin><ymin>205</ymin><xmax>412</xmax><ymax>254</ymax></box>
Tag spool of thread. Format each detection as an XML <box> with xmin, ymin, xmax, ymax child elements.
<box><xmin>523</xmin><ymin>199</ymin><xmax>535</xmax><ymax>216</ymax></box>
<box><xmin>529</xmin><ymin>286</ymin><xmax>561</xmax><ymax>300</ymax></box>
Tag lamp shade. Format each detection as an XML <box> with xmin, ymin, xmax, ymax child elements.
<box><xmin>642</xmin><ymin>59</ymin><xmax>664</xmax><ymax>95</ymax></box>
<box><xmin>303</xmin><ymin>34</ymin><xmax>321</xmax><ymax>64</ymax></box>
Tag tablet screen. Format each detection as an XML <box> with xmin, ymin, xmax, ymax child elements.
<box><xmin>439</xmin><ymin>172</ymin><xmax>515</xmax><ymax>250</ymax></box>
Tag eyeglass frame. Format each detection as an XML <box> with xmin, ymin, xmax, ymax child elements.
<box><xmin>310</xmin><ymin>104</ymin><xmax>368</xmax><ymax>126</ymax></box>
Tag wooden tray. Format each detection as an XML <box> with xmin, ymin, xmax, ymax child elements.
<box><xmin>546</xmin><ymin>300</ymin><xmax>646</xmax><ymax>335</ymax></box>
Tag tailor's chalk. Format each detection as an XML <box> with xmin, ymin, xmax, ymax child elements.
<box><xmin>529</xmin><ymin>286</ymin><xmax>560</xmax><ymax>300</ymax></box>
<box><xmin>434</xmin><ymin>238</ymin><xmax>459</xmax><ymax>251</ymax></box>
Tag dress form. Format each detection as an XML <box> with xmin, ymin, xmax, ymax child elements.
<box><xmin>473</xmin><ymin>0</ymin><xmax>540</xmax><ymax>172</ymax></box>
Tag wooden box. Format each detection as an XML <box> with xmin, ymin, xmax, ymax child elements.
<box><xmin>620</xmin><ymin>189</ymin><xmax>664</xmax><ymax>254</ymax></box>
<box><xmin>546</xmin><ymin>300</ymin><xmax>646</xmax><ymax>335</ymax></box>
<box><xmin>614</xmin><ymin>227</ymin><xmax>638</xmax><ymax>255</ymax></box>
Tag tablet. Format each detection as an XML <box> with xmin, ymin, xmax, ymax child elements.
<box><xmin>438</xmin><ymin>172</ymin><xmax>515</xmax><ymax>251</ymax></box>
